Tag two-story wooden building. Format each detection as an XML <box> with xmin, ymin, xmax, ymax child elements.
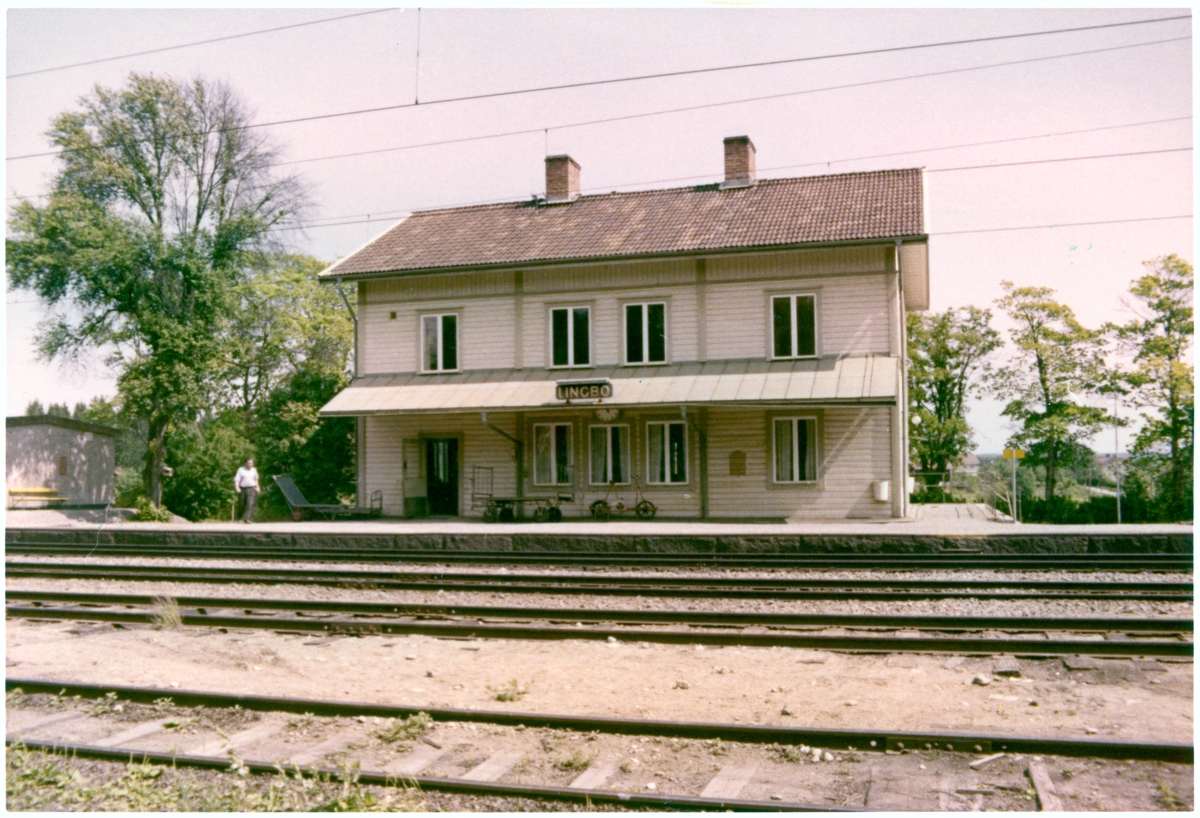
<box><xmin>319</xmin><ymin>137</ymin><xmax>928</xmax><ymax>520</ymax></box>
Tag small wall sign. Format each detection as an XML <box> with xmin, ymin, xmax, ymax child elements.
<box><xmin>556</xmin><ymin>380</ymin><xmax>613</xmax><ymax>401</ymax></box>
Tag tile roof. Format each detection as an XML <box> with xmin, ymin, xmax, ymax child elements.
<box><xmin>320</xmin><ymin>168</ymin><xmax>924</xmax><ymax>278</ymax></box>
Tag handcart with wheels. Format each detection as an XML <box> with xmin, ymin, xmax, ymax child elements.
<box><xmin>589</xmin><ymin>476</ymin><xmax>656</xmax><ymax>520</ymax></box>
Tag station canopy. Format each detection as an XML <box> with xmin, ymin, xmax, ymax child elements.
<box><xmin>319</xmin><ymin>356</ymin><xmax>898</xmax><ymax>417</ymax></box>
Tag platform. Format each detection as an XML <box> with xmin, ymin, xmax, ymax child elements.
<box><xmin>4</xmin><ymin>505</ymin><xmax>1192</xmax><ymax>555</ymax></box>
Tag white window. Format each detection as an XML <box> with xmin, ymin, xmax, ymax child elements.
<box><xmin>771</xmin><ymin>294</ymin><xmax>817</xmax><ymax>358</ymax></box>
<box><xmin>647</xmin><ymin>421</ymin><xmax>687</xmax><ymax>484</ymax></box>
<box><xmin>422</xmin><ymin>313</ymin><xmax>458</xmax><ymax>371</ymax></box>
<box><xmin>773</xmin><ymin>417</ymin><xmax>817</xmax><ymax>482</ymax></box>
<box><xmin>625</xmin><ymin>302</ymin><xmax>666</xmax><ymax>364</ymax></box>
<box><xmin>534</xmin><ymin>423</ymin><xmax>572</xmax><ymax>485</ymax></box>
<box><xmin>589</xmin><ymin>425</ymin><xmax>629</xmax><ymax>485</ymax></box>
<box><xmin>551</xmin><ymin>306</ymin><xmax>590</xmax><ymax>367</ymax></box>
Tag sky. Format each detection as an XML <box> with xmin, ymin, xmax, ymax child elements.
<box><xmin>5</xmin><ymin>6</ymin><xmax>1193</xmax><ymax>454</ymax></box>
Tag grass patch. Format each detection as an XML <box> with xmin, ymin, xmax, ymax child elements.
<box><xmin>777</xmin><ymin>745</ymin><xmax>805</xmax><ymax>763</ymax></box>
<box><xmin>493</xmin><ymin>679</ymin><xmax>528</xmax><ymax>702</ymax></box>
<box><xmin>150</xmin><ymin>597</ymin><xmax>183</xmax><ymax>629</ymax></box>
<box><xmin>1157</xmin><ymin>782</ymin><xmax>1188</xmax><ymax>811</ymax></box>
<box><xmin>554</xmin><ymin>751</ymin><xmax>592</xmax><ymax>772</ymax></box>
<box><xmin>709</xmin><ymin>738</ymin><xmax>727</xmax><ymax>757</ymax></box>
<box><xmin>6</xmin><ymin>744</ymin><xmax>426</xmax><ymax>812</ymax></box>
<box><xmin>376</xmin><ymin>712</ymin><xmax>432</xmax><ymax>744</ymax></box>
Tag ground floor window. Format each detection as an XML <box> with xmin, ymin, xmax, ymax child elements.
<box><xmin>590</xmin><ymin>424</ymin><xmax>629</xmax><ymax>485</ymax></box>
<box><xmin>774</xmin><ymin>417</ymin><xmax>817</xmax><ymax>482</ymax></box>
<box><xmin>647</xmin><ymin>421</ymin><xmax>687</xmax><ymax>484</ymax></box>
<box><xmin>534</xmin><ymin>423</ymin><xmax>572</xmax><ymax>485</ymax></box>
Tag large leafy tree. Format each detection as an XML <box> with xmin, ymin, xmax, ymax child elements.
<box><xmin>7</xmin><ymin>74</ymin><xmax>304</xmax><ymax>506</ymax></box>
<box><xmin>1112</xmin><ymin>255</ymin><xmax>1194</xmax><ymax>519</ymax></box>
<box><xmin>992</xmin><ymin>282</ymin><xmax>1109</xmax><ymax>503</ymax></box>
<box><xmin>907</xmin><ymin>306</ymin><xmax>1001</xmax><ymax>493</ymax></box>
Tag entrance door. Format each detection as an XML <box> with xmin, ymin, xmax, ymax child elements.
<box><xmin>425</xmin><ymin>438</ymin><xmax>459</xmax><ymax>515</ymax></box>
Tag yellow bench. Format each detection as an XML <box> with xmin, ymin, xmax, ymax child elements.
<box><xmin>8</xmin><ymin>488</ymin><xmax>68</xmax><ymax>508</ymax></box>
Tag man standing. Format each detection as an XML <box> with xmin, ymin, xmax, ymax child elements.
<box><xmin>234</xmin><ymin>458</ymin><xmax>260</xmax><ymax>523</ymax></box>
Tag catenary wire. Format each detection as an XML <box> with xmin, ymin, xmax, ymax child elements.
<box><xmin>281</xmin><ymin>145</ymin><xmax>1194</xmax><ymax>230</ymax></box>
<box><xmin>8</xmin><ymin>113</ymin><xmax>1191</xmax><ymax>204</ymax></box>
<box><xmin>5</xmin><ymin>24</ymin><xmax>1190</xmax><ymax>161</ymax></box>
<box><xmin>6</xmin><ymin>9</ymin><xmax>399</xmax><ymax>79</ymax></box>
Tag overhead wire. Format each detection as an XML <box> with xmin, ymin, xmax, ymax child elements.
<box><xmin>6</xmin><ymin>20</ymin><xmax>1190</xmax><ymax>161</ymax></box>
<box><xmin>6</xmin><ymin>9</ymin><xmax>399</xmax><ymax>79</ymax></box>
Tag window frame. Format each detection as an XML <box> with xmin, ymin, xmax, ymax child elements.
<box><xmin>549</xmin><ymin>305</ymin><xmax>592</xmax><ymax>368</ymax></box>
<box><xmin>771</xmin><ymin>415</ymin><xmax>819</xmax><ymax>484</ymax></box>
<box><xmin>588</xmin><ymin>424</ymin><xmax>631</xmax><ymax>486</ymax></box>
<box><xmin>420</xmin><ymin>312</ymin><xmax>459</xmax><ymax>373</ymax></box>
<box><xmin>623</xmin><ymin>301</ymin><xmax>668</xmax><ymax>365</ymax></box>
<box><xmin>645</xmin><ymin>420</ymin><xmax>688</xmax><ymax>485</ymax></box>
<box><xmin>533</xmin><ymin>422</ymin><xmax>573</xmax><ymax>486</ymax></box>
<box><xmin>769</xmin><ymin>293</ymin><xmax>819</xmax><ymax>360</ymax></box>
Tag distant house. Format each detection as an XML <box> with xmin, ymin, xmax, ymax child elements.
<box><xmin>6</xmin><ymin>415</ymin><xmax>120</xmax><ymax>507</ymax></box>
<box><xmin>958</xmin><ymin>454</ymin><xmax>981</xmax><ymax>475</ymax></box>
<box><xmin>318</xmin><ymin>136</ymin><xmax>929</xmax><ymax>519</ymax></box>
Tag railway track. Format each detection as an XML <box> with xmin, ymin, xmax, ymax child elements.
<box><xmin>6</xmin><ymin>590</ymin><xmax>1193</xmax><ymax>657</ymax></box>
<box><xmin>6</xmin><ymin>560</ymin><xmax>1193</xmax><ymax>602</ymax></box>
<box><xmin>5</xmin><ymin>679</ymin><xmax>1193</xmax><ymax>811</ymax></box>
<box><xmin>5</xmin><ymin>540</ymin><xmax>1193</xmax><ymax>571</ymax></box>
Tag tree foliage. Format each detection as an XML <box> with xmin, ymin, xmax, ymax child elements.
<box><xmin>991</xmin><ymin>281</ymin><xmax>1108</xmax><ymax>503</ymax></box>
<box><xmin>907</xmin><ymin>306</ymin><xmax>1001</xmax><ymax>493</ymax></box>
<box><xmin>7</xmin><ymin>73</ymin><xmax>304</xmax><ymax>507</ymax></box>
<box><xmin>1111</xmin><ymin>254</ymin><xmax>1194</xmax><ymax>520</ymax></box>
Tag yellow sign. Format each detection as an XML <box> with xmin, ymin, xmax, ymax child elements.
<box><xmin>1002</xmin><ymin>449</ymin><xmax>1026</xmax><ymax>460</ymax></box>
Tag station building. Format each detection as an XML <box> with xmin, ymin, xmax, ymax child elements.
<box><xmin>319</xmin><ymin>137</ymin><xmax>929</xmax><ymax>520</ymax></box>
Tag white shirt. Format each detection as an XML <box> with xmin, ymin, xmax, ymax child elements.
<box><xmin>235</xmin><ymin>466</ymin><xmax>259</xmax><ymax>489</ymax></box>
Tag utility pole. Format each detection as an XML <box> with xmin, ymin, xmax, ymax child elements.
<box><xmin>1114</xmin><ymin>390</ymin><xmax>1122</xmax><ymax>525</ymax></box>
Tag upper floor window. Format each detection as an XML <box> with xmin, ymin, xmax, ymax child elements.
<box><xmin>422</xmin><ymin>313</ymin><xmax>458</xmax><ymax>371</ymax></box>
<box><xmin>625</xmin><ymin>302</ymin><xmax>666</xmax><ymax>364</ymax></box>
<box><xmin>772</xmin><ymin>294</ymin><xmax>816</xmax><ymax>358</ymax></box>
<box><xmin>774</xmin><ymin>417</ymin><xmax>817</xmax><ymax>483</ymax></box>
<box><xmin>534</xmin><ymin>423</ymin><xmax>572</xmax><ymax>486</ymax></box>
<box><xmin>647</xmin><ymin>421</ymin><xmax>687</xmax><ymax>484</ymax></box>
<box><xmin>551</xmin><ymin>306</ymin><xmax>590</xmax><ymax>367</ymax></box>
<box><xmin>589</xmin><ymin>424</ymin><xmax>629</xmax><ymax>485</ymax></box>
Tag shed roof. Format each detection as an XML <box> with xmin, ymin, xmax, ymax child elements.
<box><xmin>320</xmin><ymin>168</ymin><xmax>925</xmax><ymax>278</ymax></box>
<box><xmin>6</xmin><ymin>415</ymin><xmax>121</xmax><ymax>436</ymax></box>
<box><xmin>318</xmin><ymin>356</ymin><xmax>898</xmax><ymax>417</ymax></box>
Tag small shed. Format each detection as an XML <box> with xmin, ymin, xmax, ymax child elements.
<box><xmin>6</xmin><ymin>415</ymin><xmax>120</xmax><ymax>507</ymax></box>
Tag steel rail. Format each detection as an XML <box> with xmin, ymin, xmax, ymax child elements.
<box><xmin>6</xmin><ymin>589</ymin><xmax>1194</xmax><ymax>633</ymax></box>
<box><xmin>6</xmin><ymin>678</ymin><xmax>1192</xmax><ymax>763</ymax></box>
<box><xmin>6</xmin><ymin>542</ymin><xmax>1193</xmax><ymax>569</ymax></box>
<box><xmin>6</xmin><ymin>560</ymin><xmax>1193</xmax><ymax>592</ymax></box>
<box><xmin>7</xmin><ymin>604</ymin><xmax>1192</xmax><ymax>656</ymax></box>
<box><xmin>5</xmin><ymin>739</ymin><xmax>840</xmax><ymax>813</ymax></box>
<box><xmin>5</xmin><ymin>563</ymin><xmax>1192</xmax><ymax>602</ymax></box>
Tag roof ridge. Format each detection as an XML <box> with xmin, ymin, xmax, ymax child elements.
<box><xmin>407</xmin><ymin>166</ymin><xmax>925</xmax><ymax>218</ymax></box>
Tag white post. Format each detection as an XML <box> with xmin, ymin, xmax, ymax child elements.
<box><xmin>1114</xmin><ymin>391</ymin><xmax>1122</xmax><ymax>525</ymax></box>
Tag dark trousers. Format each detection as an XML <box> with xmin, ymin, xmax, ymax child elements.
<box><xmin>238</xmin><ymin>487</ymin><xmax>258</xmax><ymax>522</ymax></box>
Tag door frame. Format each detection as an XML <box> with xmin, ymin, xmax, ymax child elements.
<box><xmin>421</xmin><ymin>433</ymin><xmax>463</xmax><ymax>516</ymax></box>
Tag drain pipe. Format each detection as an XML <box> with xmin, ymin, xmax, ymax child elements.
<box><xmin>481</xmin><ymin>412</ymin><xmax>524</xmax><ymax>511</ymax></box>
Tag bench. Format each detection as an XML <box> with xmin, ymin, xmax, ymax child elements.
<box><xmin>273</xmin><ymin>475</ymin><xmax>383</xmax><ymax>521</ymax></box>
<box><xmin>8</xmin><ymin>488</ymin><xmax>68</xmax><ymax>508</ymax></box>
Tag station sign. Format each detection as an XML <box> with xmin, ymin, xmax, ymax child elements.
<box><xmin>1002</xmin><ymin>448</ymin><xmax>1026</xmax><ymax>459</ymax></box>
<box><xmin>556</xmin><ymin>380</ymin><xmax>613</xmax><ymax>401</ymax></box>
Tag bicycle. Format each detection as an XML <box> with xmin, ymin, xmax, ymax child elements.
<box><xmin>589</xmin><ymin>475</ymin><xmax>656</xmax><ymax>520</ymax></box>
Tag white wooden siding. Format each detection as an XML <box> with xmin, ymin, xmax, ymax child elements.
<box><xmin>900</xmin><ymin>242</ymin><xmax>930</xmax><ymax>311</ymax></box>
<box><xmin>706</xmin><ymin>406</ymin><xmax>892</xmax><ymax>519</ymax></box>
<box><xmin>358</xmin><ymin>250</ymin><xmax>894</xmax><ymax>373</ymax></box>
<box><xmin>705</xmin><ymin>275</ymin><xmax>890</xmax><ymax>359</ymax></box>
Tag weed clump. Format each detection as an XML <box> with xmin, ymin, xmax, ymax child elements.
<box><xmin>150</xmin><ymin>597</ymin><xmax>182</xmax><ymax>630</ymax></box>
<box><xmin>377</xmin><ymin>712</ymin><xmax>433</xmax><ymax>744</ymax></box>
<box><xmin>554</xmin><ymin>751</ymin><xmax>592</xmax><ymax>772</ymax></box>
<box><xmin>493</xmin><ymin>679</ymin><xmax>528</xmax><ymax>702</ymax></box>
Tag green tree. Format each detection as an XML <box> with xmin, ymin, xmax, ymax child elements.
<box><xmin>23</xmin><ymin>400</ymin><xmax>45</xmax><ymax>416</ymax></box>
<box><xmin>218</xmin><ymin>253</ymin><xmax>353</xmax><ymax>414</ymax></box>
<box><xmin>253</xmin><ymin>364</ymin><xmax>356</xmax><ymax>512</ymax></box>
<box><xmin>162</xmin><ymin>414</ymin><xmax>255</xmax><ymax>521</ymax></box>
<box><xmin>907</xmin><ymin>306</ymin><xmax>1001</xmax><ymax>495</ymax></box>
<box><xmin>1112</xmin><ymin>255</ymin><xmax>1194</xmax><ymax>520</ymax></box>
<box><xmin>7</xmin><ymin>73</ymin><xmax>304</xmax><ymax>507</ymax></box>
<box><xmin>992</xmin><ymin>282</ymin><xmax>1108</xmax><ymax>504</ymax></box>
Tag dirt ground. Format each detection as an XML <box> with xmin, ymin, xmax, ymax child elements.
<box><xmin>6</xmin><ymin>618</ymin><xmax>1192</xmax><ymax>746</ymax></box>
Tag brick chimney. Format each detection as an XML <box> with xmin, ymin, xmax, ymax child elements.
<box><xmin>721</xmin><ymin>136</ymin><xmax>756</xmax><ymax>189</ymax></box>
<box><xmin>545</xmin><ymin>155</ymin><xmax>581</xmax><ymax>202</ymax></box>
